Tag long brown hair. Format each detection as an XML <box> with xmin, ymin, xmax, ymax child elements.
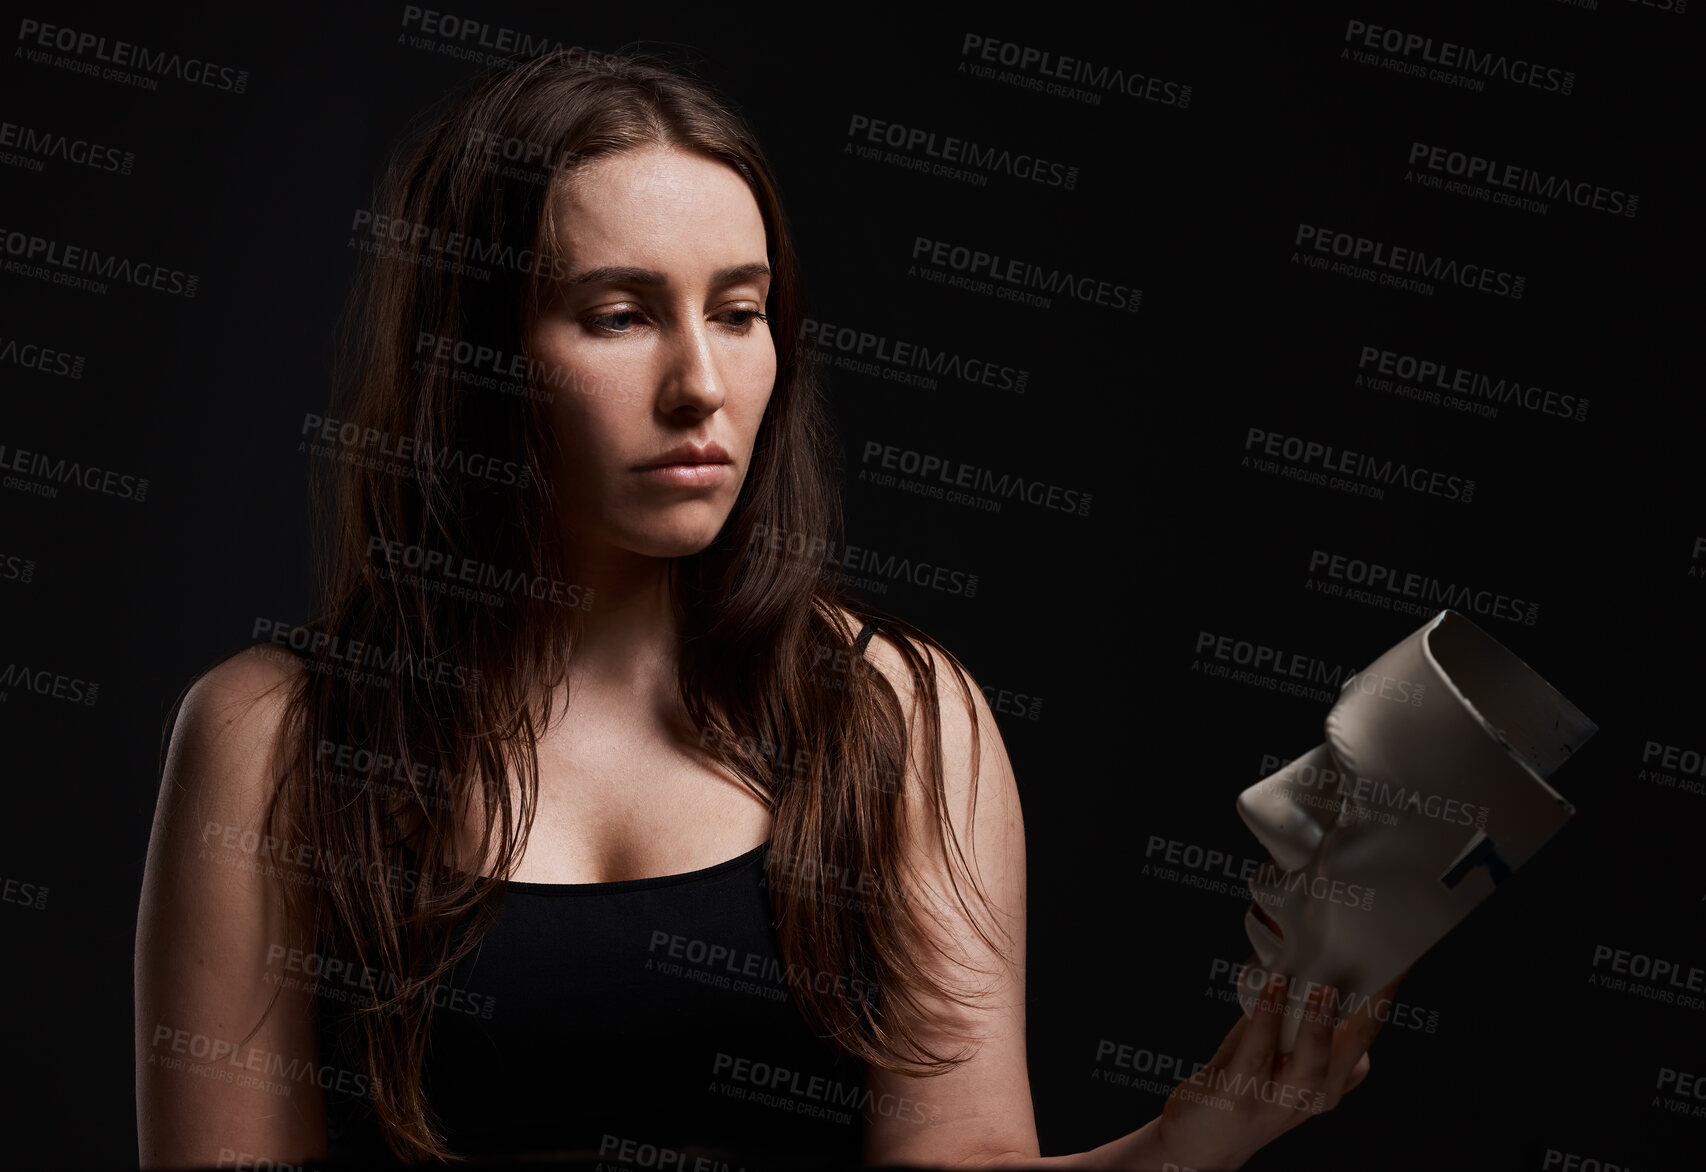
<box><xmin>253</xmin><ymin>48</ymin><xmax>1006</xmax><ymax>1162</ymax></box>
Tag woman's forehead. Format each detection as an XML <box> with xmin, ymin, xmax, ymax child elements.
<box><xmin>547</xmin><ymin>147</ymin><xmax>768</xmax><ymax>272</ymax></box>
<box><xmin>556</xmin><ymin>146</ymin><xmax>753</xmax><ymax>214</ymax></box>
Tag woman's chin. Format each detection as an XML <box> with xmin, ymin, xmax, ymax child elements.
<box><xmin>625</xmin><ymin>521</ymin><xmax>733</xmax><ymax>560</ymax></box>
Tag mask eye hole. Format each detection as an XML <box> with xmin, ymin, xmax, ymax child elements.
<box><xmin>1440</xmin><ymin>830</ymin><xmax>1514</xmax><ymax>889</ymax></box>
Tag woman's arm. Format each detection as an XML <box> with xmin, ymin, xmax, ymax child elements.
<box><xmin>854</xmin><ymin>629</ymin><xmax>1040</xmax><ymax>1167</ymax></box>
<box><xmin>135</xmin><ymin>650</ymin><xmax>328</xmax><ymax>1169</ymax></box>
<box><xmin>856</xmin><ymin>633</ymin><xmax>1388</xmax><ymax>1171</ymax></box>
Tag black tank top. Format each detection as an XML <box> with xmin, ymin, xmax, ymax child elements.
<box><xmin>312</xmin><ymin>621</ymin><xmax>880</xmax><ymax>1167</ymax></box>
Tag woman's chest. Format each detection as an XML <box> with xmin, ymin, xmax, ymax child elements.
<box><xmin>455</xmin><ymin>706</ymin><xmax>774</xmax><ymax>885</ymax></box>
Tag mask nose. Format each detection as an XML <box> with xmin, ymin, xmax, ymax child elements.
<box><xmin>1236</xmin><ymin>743</ymin><xmax>1345</xmax><ymax>872</ymax></box>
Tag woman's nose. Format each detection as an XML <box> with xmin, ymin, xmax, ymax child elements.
<box><xmin>655</xmin><ymin>319</ymin><xmax>725</xmax><ymax>416</ymax></box>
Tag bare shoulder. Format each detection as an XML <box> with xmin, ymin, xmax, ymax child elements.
<box><xmin>145</xmin><ymin>642</ymin><xmax>307</xmax><ymax>907</ymax></box>
<box><xmin>831</xmin><ymin>604</ymin><xmax>1024</xmax><ymax>884</ymax></box>
<box><xmin>179</xmin><ymin>642</ymin><xmax>304</xmax><ymax>732</ymax></box>
<box><xmin>166</xmin><ymin>644</ymin><xmax>304</xmax><ymax>807</ymax></box>
<box><xmin>833</xmin><ymin>603</ymin><xmax>970</xmax><ymax>714</ymax></box>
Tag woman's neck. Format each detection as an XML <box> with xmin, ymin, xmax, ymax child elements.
<box><xmin>560</xmin><ymin>539</ymin><xmax>681</xmax><ymax>695</ymax></box>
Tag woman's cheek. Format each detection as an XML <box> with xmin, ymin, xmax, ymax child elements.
<box><xmin>736</xmin><ymin>347</ymin><xmax>777</xmax><ymax>402</ymax></box>
<box><xmin>573</xmin><ymin>352</ymin><xmax>646</xmax><ymax>411</ymax></box>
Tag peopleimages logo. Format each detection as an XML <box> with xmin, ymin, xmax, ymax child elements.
<box><xmin>1307</xmin><ymin>548</ymin><xmax>1540</xmax><ymax>626</ymax></box>
<box><xmin>1590</xmin><ymin>943</ymin><xmax>1706</xmax><ymax>1001</ymax></box>
<box><xmin>710</xmin><ymin>1051</ymin><xmax>937</xmax><ymax>1127</ymax></box>
<box><xmin>0</xmin><ymin>335</ymin><xmax>86</xmax><ymax>379</ymax></box>
<box><xmin>1254</xmin><ymin>752</ymin><xmax>1485</xmax><ymax>830</ymax></box>
<box><xmin>1</xmin><ymin>875</ymin><xmax>49</xmax><ymax>911</ymax></box>
<box><xmin>252</xmin><ymin>618</ymin><xmax>480</xmax><ymax>691</ymax></box>
<box><xmin>1355</xmin><ymin>345</ymin><xmax>1587</xmax><ymax>423</ymax></box>
<box><xmin>911</xmin><ymin>236</ymin><xmax>1140</xmax><ymax>313</ymax></box>
<box><xmin>1407</xmin><ymin>142</ymin><xmax>1637</xmax><ymax>219</ymax></box>
<box><xmin>859</xmin><ymin>440</ymin><xmax>1092</xmax><ymax>517</ymax></box>
<box><xmin>149</xmin><ymin>1024</ymin><xmax>376</xmax><ymax>1099</ymax></box>
<box><xmin>0</xmin><ymin>119</ymin><xmax>135</xmax><ymax>175</ymax></box>
<box><xmin>299</xmin><ymin>412</ymin><xmax>532</xmax><ymax>488</ymax></box>
<box><xmin>801</xmin><ymin>317</ymin><xmax>1029</xmax><ymax>394</ymax></box>
<box><xmin>0</xmin><ymin>553</ymin><xmax>37</xmax><ymax>584</ymax></box>
<box><xmin>0</xmin><ymin>440</ymin><xmax>149</xmax><ymax>502</ymax></box>
<box><xmin>845</xmin><ymin>114</ymin><xmax>1080</xmax><ymax>189</ymax></box>
<box><xmin>748</xmin><ymin>523</ymin><xmax>980</xmax><ymax>599</ymax></box>
<box><xmin>413</xmin><ymin>330</ymin><xmax>636</xmax><ymax>406</ymax></box>
<box><xmin>463</xmin><ymin>127</ymin><xmax>579</xmax><ymax>186</ymax></box>
<box><xmin>958</xmin><ymin>35</ymin><xmax>1193</xmax><ymax>108</ymax></box>
<box><xmin>399</xmin><ymin>6</ymin><xmax>607</xmax><ymax>61</ymax></box>
<box><xmin>1293</xmin><ymin>224</ymin><xmax>1524</xmax><ymax>300</ymax></box>
<box><xmin>647</xmin><ymin>930</ymin><xmax>878</xmax><ymax>1006</ymax></box>
<box><xmin>1192</xmin><ymin>630</ymin><xmax>1362</xmax><ymax>692</ymax></box>
<box><xmin>1143</xmin><ymin>833</ymin><xmax>1376</xmax><ymax>912</ymax></box>
<box><xmin>0</xmin><ymin>226</ymin><xmax>199</xmax><ymax>297</ymax></box>
<box><xmin>1205</xmin><ymin>959</ymin><xmax>1441</xmax><ymax>1035</ymax></box>
<box><xmin>15</xmin><ymin>18</ymin><xmax>251</xmax><ymax>93</ymax></box>
<box><xmin>367</xmin><ymin>536</ymin><xmax>594</xmax><ymax>610</ymax></box>
<box><xmin>349</xmin><ymin>208</ymin><xmax>565</xmax><ymax>281</ymax></box>
<box><xmin>1640</xmin><ymin>739</ymin><xmax>1706</xmax><ymax>799</ymax></box>
<box><xmin>0</xmin><ymin>662</ymin><xmax>99</xmax><ymax>706</ymax></box>
<box><xmin>1243</xmin><ymin>427</ymin><xmax>1475</xmax><ymax>504</ymax></box>
<box><xmin>1341</xmin><ymin>19</ymin><xmax>1576</xmax><ymax>95</ymax></box>
<box><xmin>264</xmin><ymin>944</ymin><xmax>496</xmax><ymax>1020</ymax></box>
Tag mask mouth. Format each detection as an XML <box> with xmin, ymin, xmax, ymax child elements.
<box><xmin>1249</xmin><ymin>899</ymin><xmax>1284</xmax><ymax>942</ymax></box>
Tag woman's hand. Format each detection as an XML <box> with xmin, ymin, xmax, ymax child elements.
<box><xmin>1155</xmin><ymin>971</ymin><xmax>1403</xmax><ymax>1171</ymax></box>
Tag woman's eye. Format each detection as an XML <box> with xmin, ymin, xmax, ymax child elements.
<box><xmin>582</xmin><ymin>307</ymin><xmax>768</xmax><ymax>335</ymax></box>
<box><xmin>721</xmin><ymin>309</ymin><xmax>769</xmax><ymax>330</ymax></box>
<box><xmin>585</xmin><ymin>310</ymin><xmax>642</xmax><ymax>334</ymax></box>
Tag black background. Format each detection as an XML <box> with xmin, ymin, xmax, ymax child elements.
<box><xmin>1</xmin><ymin>1</ymin><xmax>1701</xmax><ymax>1169</ymax></box>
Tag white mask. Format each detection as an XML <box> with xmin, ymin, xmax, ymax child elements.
<box><xmin>1234</xmin><ymin>609</ymin><xmax>1596</xmax><ymax>1052</ymax></box>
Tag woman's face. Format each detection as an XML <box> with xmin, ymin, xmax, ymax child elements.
<box><xmin>529</xmin><ymin>144</ymin><xmax>777</xmax><ymax>562</ymax></box>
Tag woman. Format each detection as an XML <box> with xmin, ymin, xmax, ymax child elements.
<box><xmin>135</xmin><ymin>49</ymin><xmax>1391</xmax><ymax>1170</ymax></box>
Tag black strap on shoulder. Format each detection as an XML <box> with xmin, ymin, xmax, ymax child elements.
<box><xmin>854</xmin><ymin>620</ymin><xmax>878</xmax><ymax>656</ymax></box>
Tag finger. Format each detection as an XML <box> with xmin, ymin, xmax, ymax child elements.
<box><xmin>1354</xmin><ymin>977</ymin><xmax>1398</xmax><ymax>1041</ymax></box>
<box><xmin>1337</xmin><ymin>1052</ymin><xmax>1372</xmax><ymax>1101</ymax></box>
<box><xmin>1325</xmin><ymin>985</ymin><xmax>1389</xmax><ymax>1091</ymax></box>
<box><xmin>1204</xmin><ymin>1004</ymin><xmax>1250</xmax><ymax>1072</ymax></box>
<box><xmin>1282</xmin><ymin>983</ymin><xmax>1336</xmax><ymax>1095</ymax></box>
<box><xmin>1231</xmin><ymin>973</ymin><xmax>1287</xmax><ymax>1074</ymax></box>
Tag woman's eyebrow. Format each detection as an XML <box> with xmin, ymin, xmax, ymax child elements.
<box><xmin>563</xmin><ymin>262</ymin><xmax>771</xmax><ymax>287</ymax></box>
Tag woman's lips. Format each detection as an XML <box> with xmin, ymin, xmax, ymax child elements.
<box><xmin>633</xmin><ymin>462</ymin><xmax>730</xmax><ymax>487</ymax></box>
